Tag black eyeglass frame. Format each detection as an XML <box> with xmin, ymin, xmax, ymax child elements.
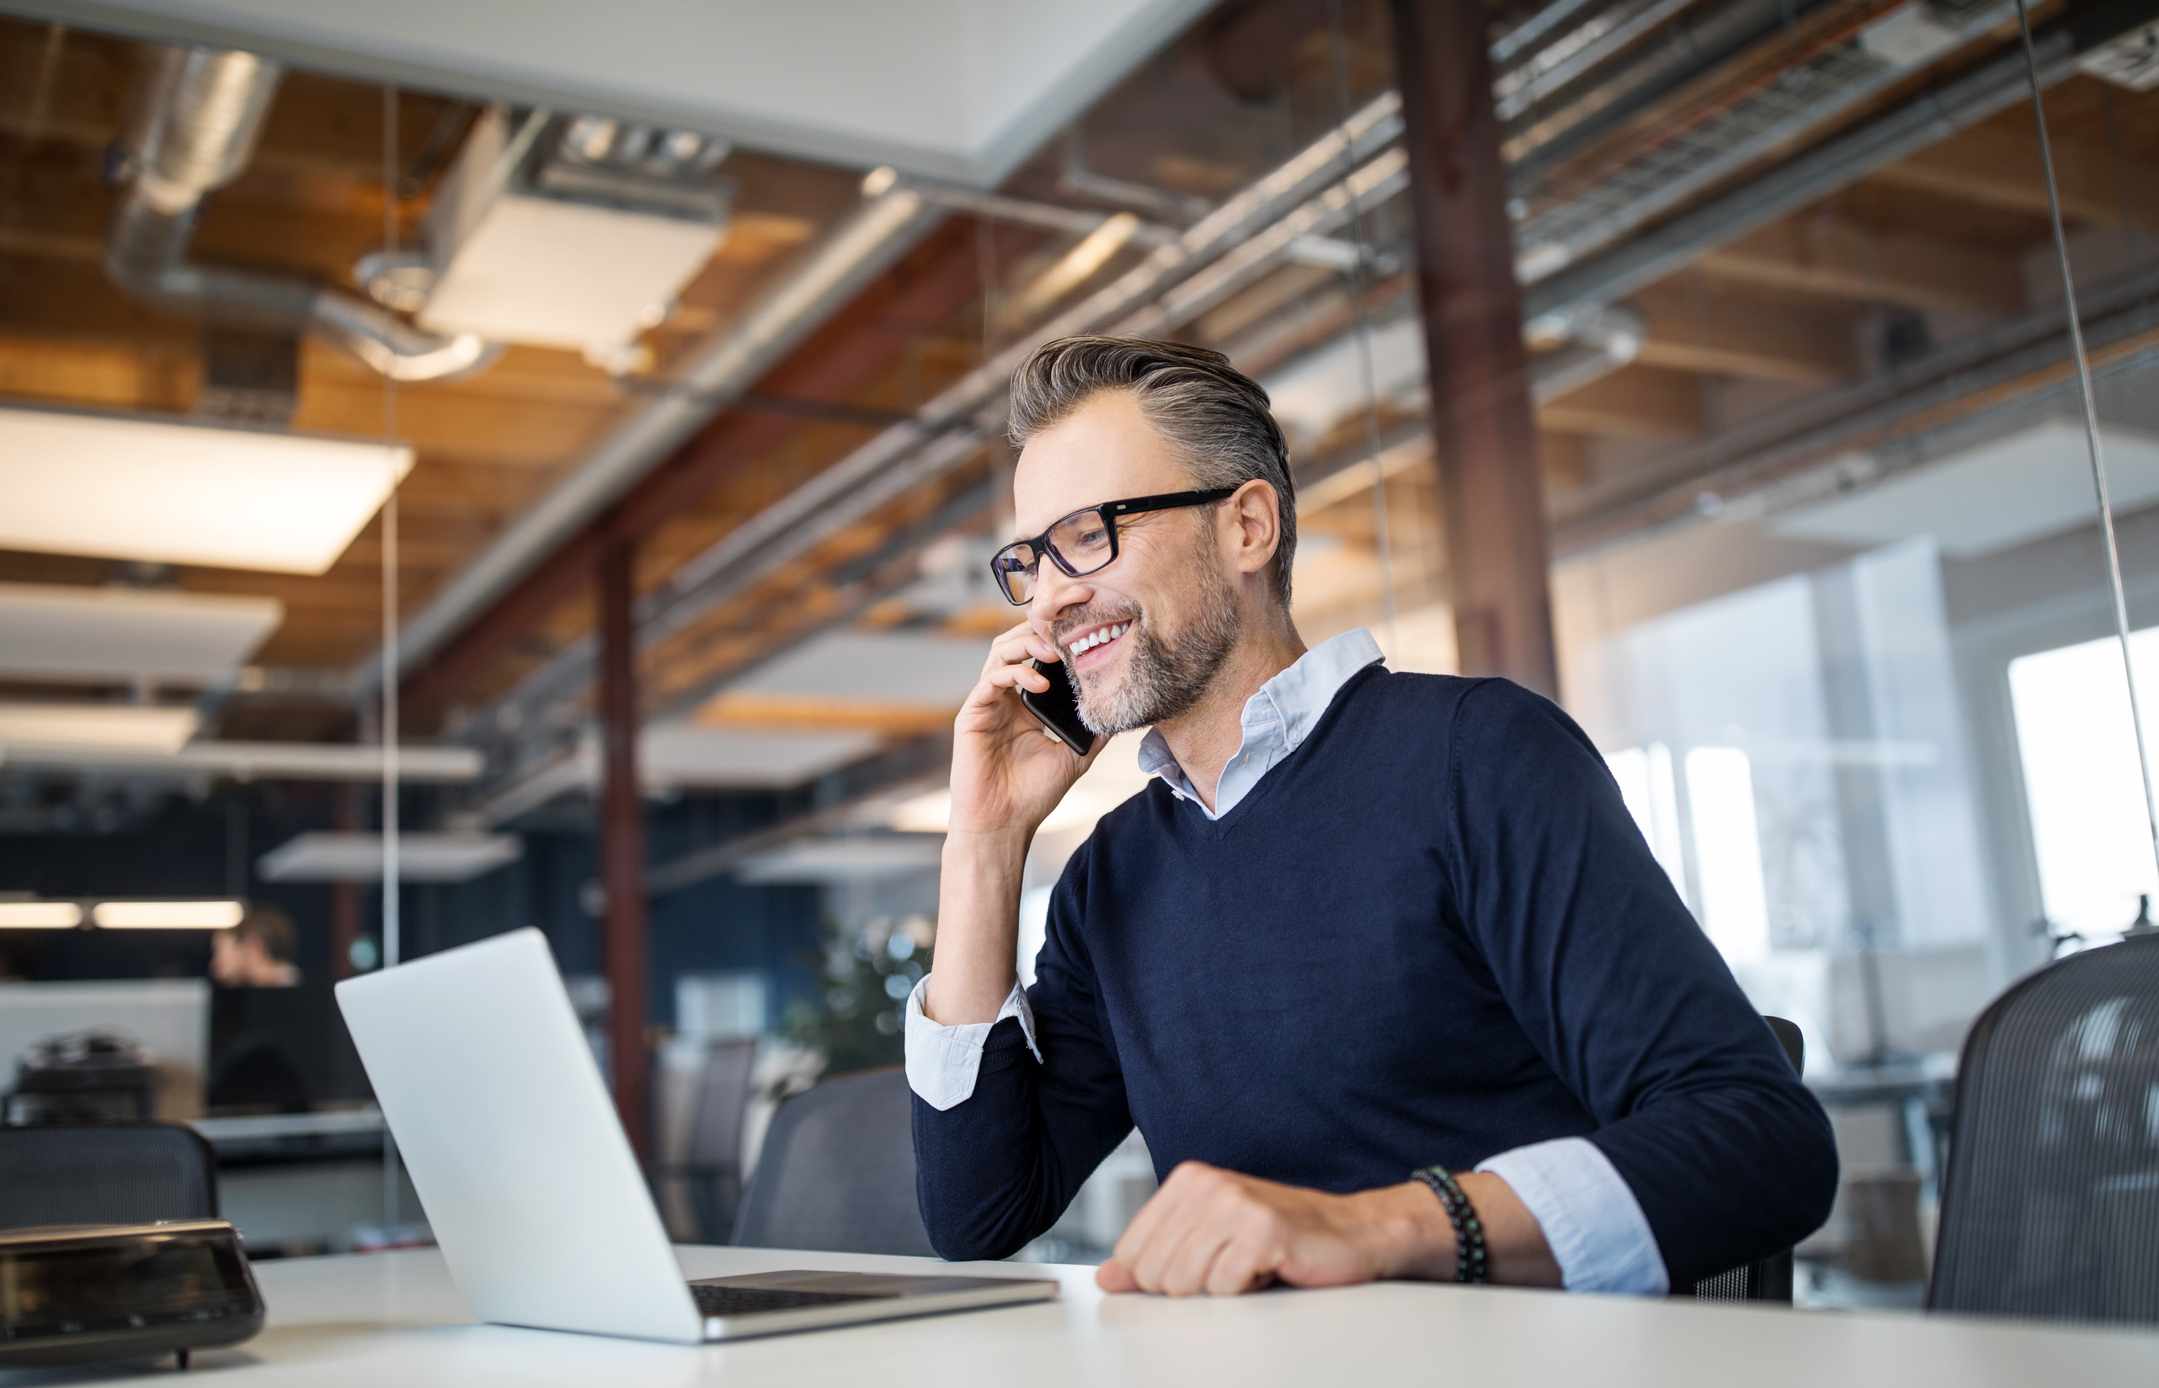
<box><xmin>988</xmin><ymin>487</ymin><xmax>1238</xmax><ymax>606</ymax></box>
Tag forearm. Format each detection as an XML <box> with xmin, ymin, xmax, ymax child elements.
<box><xmin>1358</xmin><ymin>1174</ymin><xmax>1563</xmax><ymax>1289</ymax></box>
<box><xmin>925</xmin><ymin>830</ymin><xmax>1031</xmax><ymax>1024</ymax></box>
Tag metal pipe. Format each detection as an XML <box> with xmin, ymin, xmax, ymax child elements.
<box><xmin>1523</xmin><ymin>0</ymin><xmax>2156</xmax><ymax>335</ymax></box>
<box><xmin>1553</xmin><ymin>261</ymin><xmax>2159</xmax><ymax>555</ymax></box>
<box><xmin>1494</xmin><ymin>0</ymin><xmax>1703</xmax><ymax>123</ymax></box>
<box><xmin>1515</xmin><ymin>1</ymin><xmax>2032</xmax><ymax>305</ymax></box>
<box><xmin>894</xmin><ymin>170</ymin><xmax>1365</xmax><ymax>272</ymax></box>
<box><xmin>107</xmin><ymin>47</ymin><xmax>493</xmax><ymax>382</ymax></box>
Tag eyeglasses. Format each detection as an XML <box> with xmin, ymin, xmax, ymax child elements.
<box><xmin>988</xmin><ymin>488</ymin><xmax>1237</xmax><ymax>606</ymax></box>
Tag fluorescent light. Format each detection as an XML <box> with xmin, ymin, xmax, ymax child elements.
<box><xmin>0</xmin><ymin>703</ymin><xmax>200</xmax><ymax>753</ymax></box>
<box><xmin>0</xmin><ymin>405</ymin><xmax>412</xmax><ymax>574</ymax></box>
<box><xmin>258</xmin><ymin>832</ymin><xmax>522</xmax><ymax>883</ymax></box>
<box><xmin>0</xmin><ymin>739</ymin><xmax>481</xmax><ymax>783</ymax></box>
<box><xmin>0</xmin><ymin>583</ymin><xmax>283</xmax><ymax>684</ymax></box>
<box><xmin>0</xmin><ymin>902</ymin><xmax>83</xmax><ymax>929</ymax></box>
<box><xmin>92</xmin><ymin>900</ymin><xmax>245</xmax><ymax>930</ymax></box>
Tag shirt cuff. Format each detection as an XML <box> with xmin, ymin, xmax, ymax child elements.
<box><xmin>1476</xmin><ymin>1137</ymin><xmax>1668</xmax><ymax>1295</ymax></box>
<box><xmin>902</xmin><ymin>973</ymin><xmax>1040</xmax><ymax>1111</ymax></box>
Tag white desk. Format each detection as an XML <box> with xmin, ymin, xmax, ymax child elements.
<box><xmin>19</xmin><ymin>1246</ymin><xmax>2157</xmax><ymax>1386</ymax></box>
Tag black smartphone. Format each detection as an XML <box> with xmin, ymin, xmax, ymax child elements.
<box><xmin>1019</xmin><ymin>657</ymin><xmax>1098</xmax><ymax>757</ymax></box>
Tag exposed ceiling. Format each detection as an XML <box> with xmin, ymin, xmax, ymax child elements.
<box><xmin>2</xmin><ymin>0</ymin><xmax>2158</xmax><ymax>859</ymax></box>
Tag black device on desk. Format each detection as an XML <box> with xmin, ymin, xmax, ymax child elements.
<box><xmin>5</xmin><ymin>1031</ymin><xmax>156</xmax><ymax>1125</ymax></box>
<box><xmin>0</xmin><ymin>1220</ymin><xmax>265</xmax><ymax>1369</ymax></box>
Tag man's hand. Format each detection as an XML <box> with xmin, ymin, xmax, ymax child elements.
<box><xmin>1095</xmin><ymin>1161</ymin><xmax>1457</xmax><ymax>1297</ymax></box>
<box><xmin>948</xmin><ymin>620</ymin><xmax>1102</xmax><ymax>839</ymax></box>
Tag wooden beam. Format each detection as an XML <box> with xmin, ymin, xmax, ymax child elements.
<box><xmin>1633</xmin><ymin>286</ymin><xmax>1861</xmax><ymax>384</ymax></box>
<box><xmin>1873</xmin><ymin>125</ymin><xmax>2159</xmax><ymax>232</ymax></box>
<box><xmin>1538</xmin><ymin>365</ymin><xmax>1704</xmax><ymax>440</ymax></box>
<box><xmin>1540</xmin><ymin>433</ymin><xmax>1595</xmax><ymax>495</ymax></box>
<box><xmin>1700</xmin><ymin>217</ymin><xmax>2024</xmax><ymax>317</ymax></box>
<box><xmin>597</xmin><ymin>537</ymin><xmax>651</xmax><ymax>1160</ymax></box>
<box><xmin>1392</xmin><ymin>0</ymin><xmax>1558</xmax><ymax>697</ymax></box>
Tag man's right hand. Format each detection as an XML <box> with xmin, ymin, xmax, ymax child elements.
<box><xmin>948</xmin><ymin>621</ymin><xmax>1102</xmax><ymax>841</ymax></box>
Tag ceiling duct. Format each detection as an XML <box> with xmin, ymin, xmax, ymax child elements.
<box><xmin>408</xmin><ymin>108</ymin><xmax>735</xmax><ymax>367</ymax></box>
<box><xmin>107</xmin><ymin>45</ymin><xmax>494</xmax><ymax>383</ymax></box>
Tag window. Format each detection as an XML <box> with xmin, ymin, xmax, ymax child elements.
<box><xmin>2008</xmin><ymin>627</ymin><xmax>2159</xmax><ymax>938</ymax></box>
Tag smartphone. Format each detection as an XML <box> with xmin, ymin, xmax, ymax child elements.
<box><xmin>1019</xmin><ymin>657</ymin><xmax>1098</xmax><ymax>757</ymax></box>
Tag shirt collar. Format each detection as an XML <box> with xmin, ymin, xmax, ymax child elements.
<box><xmin>1137</xmin><ymin>627</ymin><xmax>1385</xmax><ymax>788</ymax></box>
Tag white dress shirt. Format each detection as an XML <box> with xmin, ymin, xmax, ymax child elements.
<box><xmin>904</xmin><ymin>628</ymin><xmax>1669</xmax><ymax>1294</ymax></box>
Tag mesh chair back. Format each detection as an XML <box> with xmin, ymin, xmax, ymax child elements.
<box><xmin>1693</xmin><ymin>1016</ymin><xmax>1804</xmax><ymax>1304</ymax></box>
<box><xmin>1927</xmin><ymin>935</ymin><xmax>2159</xmax><ymax>1325</ymax></box>
<box><xmin>0</xmin><ymin>1123</ymin><xmax>217</xmax><ymax>1230</ymax></box>
<box><xmin>731</xmin><ymin>1066</ymin><xmax>934</xmax><ymax>1256</ymax></box>
<box><xmin>684</xmin><ymin>1037</ymin><xmax>758</xmax><ymax>1241</ymax></box>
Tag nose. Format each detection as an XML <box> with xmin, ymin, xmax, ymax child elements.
<box><xmin>1028</xmin><ymin>563</ymin><xmax>1090</xmax><ymax>643</ymax></box>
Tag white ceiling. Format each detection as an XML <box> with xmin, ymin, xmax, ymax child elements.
<box><xmin>1772</xmin><ymin>419</ymin><xmax>2159</xmax><ymax>557</ymax></box>
<box><xmin>44</xmin><ymin>0</ymin><xmax>1215</xmax><ymax>185</ymax></box>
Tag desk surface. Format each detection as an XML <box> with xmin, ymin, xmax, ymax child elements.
<box><xmin>23</xmin><ymin>1245</ymin><xmax>2158</xmax><ymax>1387</ymax></box>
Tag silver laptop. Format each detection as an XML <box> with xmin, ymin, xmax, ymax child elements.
<box><xmin>335</xmin><ymin>928</ymin><xmax>1055</xmax><ymax>1344</ymax></box>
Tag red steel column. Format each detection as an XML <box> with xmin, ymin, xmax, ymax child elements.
<box><xmin>1391</xmin><ymin>0</ymin><xmax>1560</xmax><ymax>697</ymax></box>
<box><xmin>597</xmin><ymin>536</ymin><xmax>651</xmax><ymax>1156</ymax></box>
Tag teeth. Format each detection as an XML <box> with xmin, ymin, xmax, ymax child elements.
<box><xmin>1072</xmin><ymin>622</ymin><xmax>1128</xmax><ymax>655</ymax></box>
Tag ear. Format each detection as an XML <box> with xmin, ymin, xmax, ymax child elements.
<box><xmin>1220</xmin><ymin>479</ymin><xmax>1281</xmax><ymax>582</ymax></box>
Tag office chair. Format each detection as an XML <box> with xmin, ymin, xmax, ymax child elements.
<box><xmin>1927</xmin><ymin>934</ymin><xmax>2159</xmax><ymax>1326</ymax></box>
<box><xmin>651</xmin><ymin>1036</ymin><xmax>758</xmax><ymax>1243</ymax></box>
<box><xmin>731</xmin><ymin>1066</ymin><xmax>935</xmax><ymax>1257</ymax></box>
<box><xmin>0</xmin><ymin>1122</ymin><xmax>218</xmax><ymax>1230</ymax></box>
<box><xmin>1692</xmin><ymin>1015</ymin><xmax>1804</xmax><ymax>1304</ymax></box>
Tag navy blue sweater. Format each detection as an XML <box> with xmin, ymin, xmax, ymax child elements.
<box><xmin>912</xmin><ymin>669</ymin><xmax>1838</xmax><ymax>1288</ymax></box>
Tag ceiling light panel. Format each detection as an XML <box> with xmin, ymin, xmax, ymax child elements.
<box><xmin>0</xmin><ymin>703</ymin><xmax>200</xmax><ymax>753</ymax></box>
<box><xmin>257</xmin><ymin>832</ymin><xmax>524</xmax><ymax>883</ymax></box>
<box><xmin>0</xmin><ymin>582</ymin><xmax>282</xmax><ymax>683</ymax></box>
<box><xmin>0</xmin><ymin>406</ymin><xmax>413</xmax><ymax>575</ymax></box>
<box><xmin>92</xmin><ymin>900</ymin><xmax>245</xmax><ymax>929</ymax></box>
<box><xmin>0</xmin><ymin>902</ymin><xmax>84</xmax><ymax>929</ymax></box>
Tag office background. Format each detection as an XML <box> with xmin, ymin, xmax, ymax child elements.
<box><xmin>0</xmin><ymin>0</ymin><xmax>2156</xmax><ymax>1313</ymax></box>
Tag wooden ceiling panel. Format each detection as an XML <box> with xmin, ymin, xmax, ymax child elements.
<box><xmin>1699</xmin><ymin>216</ymin><xmax>2025</xmax><ymax>317</ymax></box>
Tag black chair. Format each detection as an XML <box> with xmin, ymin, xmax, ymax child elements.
<box><xmin>731</xmin><ymin>1066</ymin><xmax>934</xmax><ymax>1257</ymax></box>
<box><xmin>0</xmin><ymin>1122</ymin><xmax>218</xmax><ymax>1230</ymax></box>
<box><xmin>1692</xmin><ymin>1015</ymin><xmax>1804</xmax><ymax>1304</ymax></box>
<box><xmin>652</xmin><ymin>1037</ymin><xmax>758</xmax><ymax>1243</ymax></box>
<box><xmin>1927</xmin><ymin>934</ymin><xmax>2159</xmax><ymax>1326</ymax></box>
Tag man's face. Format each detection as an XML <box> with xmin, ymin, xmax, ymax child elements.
<box><xmin>1013</xmin><ymin>390</ymin><xmax>1242</xmax><ymax>737</ymax></box>
<box><xmin>209</xmin><ymin>931</ymin><xmax>254</xmax><ymax>987</ymax></box>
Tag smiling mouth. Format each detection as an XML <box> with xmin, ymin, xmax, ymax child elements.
<box><xmin>1066</xmin><ymin>620</ymin><xmax>1133</xmax><ymax>670</ymax></box>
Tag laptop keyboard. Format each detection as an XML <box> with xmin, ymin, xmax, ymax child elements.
<box><xmin>690</xmin><ymin>1283</ymin><xmax>894</xmax><ymax>1318</ymax></box>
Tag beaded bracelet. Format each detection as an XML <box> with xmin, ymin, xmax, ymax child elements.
<box><xmin>1411</xmin><ymin>1166</ymin><xmax>1489</xmax><ymax>1285</ymax></box>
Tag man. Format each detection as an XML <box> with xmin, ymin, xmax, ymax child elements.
<box><xmin>209</xmin><ymin>906</ymin><xmax>302</xmax><ymax>989</ymax></box>
<box><xmin>907</xmin><ymin>337</ymin><xmax>1836</xmax><ymax>1297</ymax></box>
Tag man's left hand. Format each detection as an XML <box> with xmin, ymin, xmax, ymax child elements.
<box><xmin>1096</xmin><ymin>1161</ymin><xmax>1451</xmax><ymax>1296</ymax></box>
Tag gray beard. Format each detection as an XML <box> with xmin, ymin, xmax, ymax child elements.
<box><xmin>1075</xmin><ymin>562</ymin><xmax>1242</xmax><ymax>738</ymax></box>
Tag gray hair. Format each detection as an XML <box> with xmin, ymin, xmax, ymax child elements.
<box><xmin>1007</xmin><ymin>336</ymin><xmax>1297</xmax><ymax>608</ymax></box>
